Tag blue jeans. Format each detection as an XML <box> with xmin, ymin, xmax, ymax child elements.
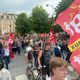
<box><xmin>4</xmin><ymin>56</ymin><xmax>10</xmax><ymax>69</ymax></box>
<box><xmin>33</xmin><ymin>51</ymin><xmax>38</xmax><ymax>67</ymax></box>
<box><xmin>61</xmin><ymin>50</ymin><xmax>67</xmax><ymax>59</ymax></box>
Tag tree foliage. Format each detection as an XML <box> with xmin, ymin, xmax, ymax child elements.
<box><xmin>15</xmin><ymin>1</ymin><xmax>75</xmax><ymax>34</ymax></box>
<box><xmin>15</xmin><ymin>13</ymin><xmax>31</xmax><ymax>35</ymax></box>
<box><xmin>31</xmin><ymin>6</ymin><xmax>51</xmax><ymax>33</ymax></box>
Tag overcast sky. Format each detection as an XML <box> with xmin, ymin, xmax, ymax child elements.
<box><xmin>0</xmin><ymin>0</ymin><xmax>61</xmax><ymax>16</ymax></box>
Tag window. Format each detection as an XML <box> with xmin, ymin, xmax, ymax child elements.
<box><xmin>7</xmin><ymin>16</ymin><xmax>9</xmax><ymax>19</ymax></box>
<box><xmin>1</xmin><ymin>15</ymin><xmax>4</xmax><ymax>19</ymax></box>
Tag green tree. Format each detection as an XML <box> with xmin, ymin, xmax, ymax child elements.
<box><xmin>31</xmin><ymin>6</ymin><xmax>51</xmax><ymax>33</ymax></box>
<box><xmin>55</xmin><ymin>0</ymin><xmax>74</xmax><ymax>17</ymax></box>
<box><xmin>15</xmin><ymin>13</ymin><xmax>31</xmax><ymax>35</ymax></box>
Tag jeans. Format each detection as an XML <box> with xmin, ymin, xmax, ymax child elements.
<box><xmin>61</xmin><ymin>50</ymin><xmax>67</xmax><ymax>59</ymax></box>
<box><xmin>33</xmin><ymin>51</ymin><xmax>38</xmax><ymax>67</ymax></box>
<box><xmin>17</xmin><ymin>46</ymin><xmax>21</xmax><ymax>54</ymax></box>
<box><xmin>4</xmin><ymin>56</ymin><xmax>10</xmax><ymax>69</ymax></box>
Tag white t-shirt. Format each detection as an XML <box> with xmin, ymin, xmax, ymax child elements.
<box><xmin>46</xmin><ymin>77</ymin><xmax>68</xmax><ymax>80</ymax></box>
<box><xmin>0</xmin><ymin>68</ymin><xmax>12</xmax><ymax>80</ymax></box>
<box><xmin>26</xmin><ymin>46</ymin><xmax>32</xmax><ymax>53</ymax></box>
<box><xmin>46</xmin><ymin>77</ymin><xmax>51</xmax><ymax>80</ymax></box>
<box><xmin>4</xmin><ymin>48</ymin><xmax>10</xmax><ymax>56</ymax></box>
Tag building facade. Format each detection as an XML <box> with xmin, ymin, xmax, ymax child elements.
<box><xmin>0</xmin><ymin>13</ymin><xmax>17</xmax><ymax>34</ymax></box>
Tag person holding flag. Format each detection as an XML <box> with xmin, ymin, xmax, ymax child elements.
<box><xmin>48</xmin><ymin>28</ymin><xmax>56</xmax><ymax>44</ymax></box>
<box><xmin>8</xmin><ymin>33</ymin><xmax>14</xmax><ymax>59</ymax></box>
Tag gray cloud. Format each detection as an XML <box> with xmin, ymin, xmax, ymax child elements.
<box><xmin>0</xmin><ymin>0</ymin><xmax>45</xmax><ymax>13</ymax></box>
<box><xmin>0</xmin><ymin>0</ymin><xmax>61</xmax><ymax>14</ymax></box>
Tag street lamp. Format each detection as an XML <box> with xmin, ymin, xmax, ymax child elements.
<box><xmin>46</xmin><ymin>4</ymin><xmax>58</xmax><ymax>34</ymax></box>
<box><xmin>46</xmin><ymin>4</ymin><xmax>56</xmax><ymax>26</ymax></box>
<box><xmin>46</xmin><ymin>4</ymin><xmax>54</xmax><ymax>15</ymax></box>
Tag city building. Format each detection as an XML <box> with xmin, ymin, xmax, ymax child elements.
<box><xmin>0</xmin><ymin>12</ymin><xmax>17</xmax><ymax>34</ymax></box>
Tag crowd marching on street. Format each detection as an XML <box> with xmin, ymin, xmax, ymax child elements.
<box><xmin>0</xmin><ymin>33</ymin><xmax>80</xmax><ymax>80</ymax></box>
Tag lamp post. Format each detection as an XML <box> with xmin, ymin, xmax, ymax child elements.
<box><xmin>46</xmin><ymin>4</ymin><xmax>56</xmax><ymax>31</ymax></box>
<box><xmin>46</xmin><ymin>4</ymin><xmax>54</xmax><ymax>16</ymax></box>
<box><xmin>46</xmin><ymin>4</ymin><xmax>56</xmax><ymax>25</ymax></box>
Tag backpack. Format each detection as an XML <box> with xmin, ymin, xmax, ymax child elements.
<box><xmin>41</xmin><ymin>50</ymin><xmax>52</xmax><ymax>66</ymax></box>
<box><xmin>54</xmin><ymin>46</ymin><xmax>60</xmax><ymax>54</ymax></box>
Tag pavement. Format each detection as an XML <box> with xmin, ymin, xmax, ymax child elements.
<box><xmin>8</xmin><ymin>53</ymin><xmax>80</xmax><ymax>80</ymax></box>
<box><xmin>9</xmin><ymin>53</ymin><xmax>27</xmax><ymax>80</ymax></box>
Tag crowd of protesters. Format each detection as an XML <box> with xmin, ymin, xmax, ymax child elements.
<box><xmin>0</xmin><ymin>33</ymin><xmax>70</xmax><ymax>64</ymax></box>
<box><xmin>0</xmin><ymin>33</ymin><xmax>79</xmax><ymax>80</ymax></box>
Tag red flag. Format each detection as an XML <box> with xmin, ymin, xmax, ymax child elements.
<box><xmin>56</xmin><ymin>0</ymin><xmax>80</xmax><ymax>38</ymax></box>
<box><xmin>48</xmin><ymin>28</ymin><xmax>56</xmax><ymax>44</ymax></box>
<box><xmin>8</xmin><ymin>38</ymin><xmax>13</xmax><ymax>44</ymax></box>
<box><xmin>70</xmin><ymin>49</ymin><xmax>80</xmax><ymax>74</ymax></box>
<box><xmin>39</xmin><ymin>33</ymin><xmax>45</xmax><ymax>38</ymax></box>
<box><xmin>8</xmin><ymin>32</ymin><xmax>14</xmax><ymax>39</ymax></box>
<box><xmin>56</xmin><ymin>0</ymin><xmax>80</xmax><ymax>50</ymax></box>
<box><xmin>56</xmin><ymin>0</ymin><xmax>80</xmax><ymax>74</ymax></box>
<box><xmin>9</xmin><ymin>44</ymin><xmax>14</xmax><ymax>59</ymax></box>
<box><xmin>8</xmin><ymin>33</ymin><xmax>14</xmax><ymax>59</ymax></box>
<box><xmin>56</xmin><ymin>0</ymin><xmax>80</xmax><ymax>52</ymax></box>
<box><xmin>8</xmin><ymin>32</ymin><xmax>13</xmax><ymax>44</ymax></box>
